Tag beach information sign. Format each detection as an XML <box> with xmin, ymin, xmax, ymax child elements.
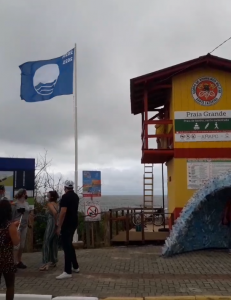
<box><xmin>174</xmin><ymin>110</ymin><xmax>231</xmax><ymax>142</ymax></box>
<box><xmin>82</xmin><ymin>170</ymin><xmax>101</xmax><ymax>197</ymax></box>
<box><xmin>187</xmin><ymin>159</ymin><xmax>231</xmax><ymax>189</ymax></box>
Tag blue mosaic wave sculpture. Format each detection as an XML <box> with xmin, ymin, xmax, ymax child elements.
<box><xmin>162</xmin><ymin>171</ymin><xmax>231</xmax><ymax>257</ymax></box>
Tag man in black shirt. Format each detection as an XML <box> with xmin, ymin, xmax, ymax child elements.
<box><xmin>56</xmin><ymin>180</ymin><xmax>80</xmax><ymax>280</ymax></box>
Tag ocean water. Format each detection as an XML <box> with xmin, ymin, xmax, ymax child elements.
<box><xmin>79</xmin><ymin>195</ymin><xmax>168</xmax><ymax>211</ymax></box>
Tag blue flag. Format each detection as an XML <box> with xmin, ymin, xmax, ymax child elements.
<box><xmin>19</xmin><ymin>49</ymin><xmax>74</xmax><ymax>102</ymax></box>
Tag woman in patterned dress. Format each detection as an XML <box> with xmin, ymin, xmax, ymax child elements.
<box><xmin>39</xmin><ymin>190</ymin><xmax>59</xmax><ymax>271</ymax></box>
<box><xmin>0</xmin><ymin>199</ymin><xmax>20</xmax><ymax>300</ymax></box>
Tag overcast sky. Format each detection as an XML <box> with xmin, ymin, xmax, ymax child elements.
<box><xmin>0</xmin><ymin>0</ymin><xmax>231</xmax><ymax>195</ymax></box>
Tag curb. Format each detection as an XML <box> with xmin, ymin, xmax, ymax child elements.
<box><xmin>101</xmin><ymin>297</ymin><xmax>231</xmax><ymax>300</ymax></box>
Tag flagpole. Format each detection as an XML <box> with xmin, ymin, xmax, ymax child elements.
<box><xmin>73</xmin><ymin>43</ymin><xmax>78</xmax><ymax>244</ymax></box>
<box><xmin>74</xmin><ymin>43</ymin><xmax>78</xmax><ymax>192</ymax></box>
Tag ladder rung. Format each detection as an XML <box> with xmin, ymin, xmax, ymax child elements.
<box><xmin>144</xmin><ymin>164</ymin><xmax>154</xmax><ymax>212</ymax></box>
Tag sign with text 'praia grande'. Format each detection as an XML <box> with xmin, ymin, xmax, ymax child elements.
<box><xmin>174</xmin><ymin>110</ymin><xmax>231</xmax><ymax>142</ymax></box>
<box><xmin>82</xmin><ymin>171</ymin><xmax>101</xmax><ymax>197</ymax></box>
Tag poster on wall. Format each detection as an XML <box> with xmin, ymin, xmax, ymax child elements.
<box><xmin>175</xmin><ymin>110</ymin><xmax>231</xmax><ymax>142</ymax></box>
<box><xmin>187</xmin><ymin>159</ymin><xmax>231</xmax><ymax>189</ymax></box>
<box><xmin>0</xmin><ymin>171</ymin><xmax>14</xmax><ymax>199</ymax></box>
<box><xmin>82</xmin><ymin>171</ymin><xmax>101</xmax><ymax>197</ymax></box>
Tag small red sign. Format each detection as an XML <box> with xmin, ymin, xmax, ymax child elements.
<box><xmin>87</xmin><ymin>206</ymin><xmax>98</xmax><ymax>218</ymax></box>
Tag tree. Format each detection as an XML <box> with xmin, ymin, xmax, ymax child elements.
<box><xmin>34</xmin><ymin>149</ymin><xmax>83</xmax><ymax>201</ymax></box>
<box><xmin>34</xmin><ymin>150</ymin><xmax>63</xmax><ymax>199</ymax></box>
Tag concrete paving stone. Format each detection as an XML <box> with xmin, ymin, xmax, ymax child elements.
<box><xmin>2</xmin><ymin>246</ymin><xmax>231</xmax><ymax>298</ymax></box>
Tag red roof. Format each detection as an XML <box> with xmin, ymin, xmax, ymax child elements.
<box><xmin>130</xmin><ymin>54</ymin><xmax>231</xmax><ymax>115</ymax></box>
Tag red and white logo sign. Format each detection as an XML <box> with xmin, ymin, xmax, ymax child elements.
<box><xmin>191</xmin><ymin>77</ymin><xmax>222</xmax><ymax>106</ymax></box>
<box><xmin>87</xmin><ymin>205</ymin><xmax>99</xmax><ymax>218</ymax></box>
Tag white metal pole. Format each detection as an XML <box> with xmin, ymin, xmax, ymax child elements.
<box><xmin>73</xmin><ymin>43</ymin><xmax>78</xmax><ymax>243</ymax></box>
<box><xmin>74</xmin><ymin>43</ymin><xmax>78</xmax><ymax>192</ymax></box>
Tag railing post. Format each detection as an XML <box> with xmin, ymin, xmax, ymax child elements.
<box><xmin>115</xmin><ymin>211</ymin><xmax>118</xmax><ymax>235</ymax></box>
<box><xmin>144</xmin><ymin>87</ymin><xmax>148</xmax><ymax>149</ymax></box>
<box><xmin>109</xmin><ymin>209</ymin><xmax>112</xmax><ymax>242</ymax></box>
<box><xmin>126</xmin><ymin>212</ymin><xmax>129</xmax><ymax>245</ymax></box>
<box><xmin>122</xmin><ymin>210</ymin><xmax>125</xmax><ymax>230</ymax></box>
<box><xmin>141</xmin><ymin>211</ymin><xmax>145</xmax><ymax>245</ymax></box>
<box><xmin>162</xmin><ymin>163</ymin><xmax>166</xmax><ymax>229</ymax></box>
<box><xmin>141</xmin><ymin>112</ymin><xmax>144</xmax><ymax>149</ymax></box>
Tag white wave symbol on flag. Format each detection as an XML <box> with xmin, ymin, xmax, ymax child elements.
<box><xmin>34</xmin><ymin>80</ymin><xmax>57</xmax><ymax>95</ymax></box>
<box><xmin>33</xmin><ymin>64</ymin><xmax>60</xmax><ymax>96</ymax></box>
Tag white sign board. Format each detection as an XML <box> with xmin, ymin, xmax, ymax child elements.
<box><xmin>174</xmin><ymin>110</ymin><xmax>231</xmax><ymax>142</ymax></box>
<box><xmin>84</xmin><ymin>199</ymin><xmax>101</xmax><ymax>222</ymax></box>
<box><xmin>187</xmin><ymin>159</ymin><xmax>231</xmax><ymax>189</ymax></box>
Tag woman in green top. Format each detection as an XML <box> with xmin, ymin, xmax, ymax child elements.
<box><xmin>39</xmin><ymin>190</ymin><xmax>59</xmax><ymax>271</ymax></box>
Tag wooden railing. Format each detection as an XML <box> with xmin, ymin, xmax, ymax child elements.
<box><xmin>141</xmin><ymin>119</ymin><xmax>173</xmax><ymax>150</ymax></box>
<box><xmin>109</xmin><ymin>207</ymin><xmax>173</xmax><ymax>245</ymax></box>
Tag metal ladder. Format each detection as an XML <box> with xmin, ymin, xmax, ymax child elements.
<box><xmin>143</xmin><ymin>164</ymin><xmax>154</xmax><ymax>209</ymax></box>
<box><xmin>143</xmin><ymin>164</ymin><xmax>154</xmax><ymax>231</ymax></box>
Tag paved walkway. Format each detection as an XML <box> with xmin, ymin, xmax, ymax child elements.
<box><xmin>1</xmin><ymin>246</ymin><xmax>231</xmax><ymax>298</ymax></box>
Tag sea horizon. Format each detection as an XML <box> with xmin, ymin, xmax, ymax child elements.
<box><xmin>79</xmin><ymin>194</ymin><xmax>168</xmax><ymax>211</ymax></box>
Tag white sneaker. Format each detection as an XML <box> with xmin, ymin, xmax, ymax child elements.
<box><xmin>56</xmin><ymin>272</ymin><xmax>72</xmax><ymax>280</ymax></box>
<box><xmin>72</xmin><ymin>268</ymin><xmax>80</xmax><ymax>273</ymax></box>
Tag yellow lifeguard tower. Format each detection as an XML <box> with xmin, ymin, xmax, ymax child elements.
<box><xmin>130</xmin><ymin>54</ymin><xmax>231</xmax><ymax>227</ymax></box>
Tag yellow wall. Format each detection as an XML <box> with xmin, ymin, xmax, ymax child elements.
<box><xmin>167</xmin><ymin>158</ymin><xmax>196</xmax><ymax>212</ymax></box>
<box><xmin>172</xmin><ymin>67</ymin><xmax>231</xmax><ymax>149</ymax></box>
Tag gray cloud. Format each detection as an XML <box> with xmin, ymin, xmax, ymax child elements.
<box><xmin>0</xmin><ymin>0</ymin><xmax>231</xmax><ymax>195</ymax></box>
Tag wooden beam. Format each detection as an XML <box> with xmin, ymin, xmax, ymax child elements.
<box><xmin>132</xmin><ymin>60</ymin><xmax>205</xmax><ymax>84</ymax></box>
<box><xmin>174</xmin><ymin>148</ymin><xmax>231</xmax><ymax>158</ymax></box>
<box><xmin>148</xmin><ymin>109</ymin><xmax>164</xmax><ymax>120</ymax></box>
<box><xmin>143</xmin><ymin>149</ymin><xmax>174</xmax><ymax>155</ymax></box>
<box><xmin>145</xmin><ymin>120</ymin><xmax>173</xmax><ymax>124</ymax></box>
<box><xmin>148</xmin><ymin>84</ymin><xmax>172</xmax><ymax>92</ymax></box>
<box><xmin>144</xmin><ymin>87</ymin><xmax>148</xmax><ymax>149</ymax></box>
<box><xmin>141</xmin><ymin>111</ymin><xmax>144</xmax><ymax>134</ymax></box>
<box><xmin>148</xmin><ymin>134</ymin><xmax>173</xmax><ymax>138</ymax></box>
<box><xmin>149</xmin><ymin>113</ymin><xmax>159</xmax><ymax>121</ymax></box>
